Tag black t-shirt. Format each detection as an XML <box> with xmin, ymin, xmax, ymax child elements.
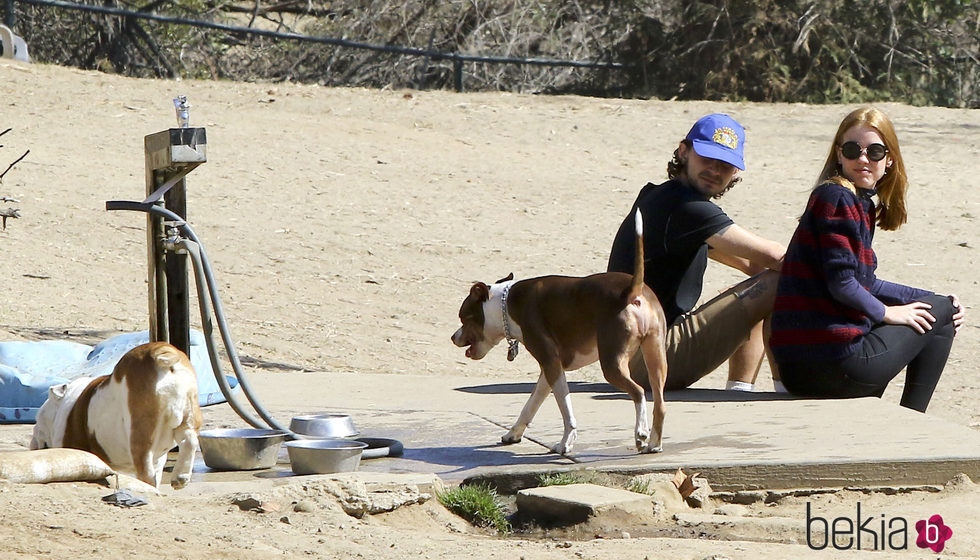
<box><xmin>607</xmin><ymin>180</ymin><xmax>734</xmax><ymax>324</ymax></box>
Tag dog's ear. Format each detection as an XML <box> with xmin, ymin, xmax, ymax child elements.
<box><xmin>469</xmin><ymin>282</ymin><xmax>490</xmax><ymax>302</ymax></box>
<box><xmin>495</xmin><ymin>273</ymin><xmax>514</xmax><ymax>283</ymax></box>
<box><xmin>48</xmin><ymin>382</ymin><xmax>69</xmax><ymax>400</ymax></box>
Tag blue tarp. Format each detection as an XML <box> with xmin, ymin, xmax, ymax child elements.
<box><xmin>0</xmin><ymin>330</ymin><xmax>236</xmax><ymax>423</ymax></box>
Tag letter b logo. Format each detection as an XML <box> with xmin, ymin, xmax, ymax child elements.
<box><xmin>916</xmin><ymin>514</ymin><xmax>952</xmax><ymax>553</ymax></box>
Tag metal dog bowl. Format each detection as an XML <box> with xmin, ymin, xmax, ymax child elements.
<box><xmin>290</xmin><ymin>413</ymin><xmax>358</xmax><ymax>438</ymax></box>
<box><xmin>285</xmin><ymin>438</ymin><xmax>368</xmax><ymax>475</ymax></box>
<box><xmin>199</xmin><ymin>428</ymin><xmax>289</xmax><ymax>471</ymax></box>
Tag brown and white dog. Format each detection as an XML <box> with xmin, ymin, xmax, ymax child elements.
<box><xmin>451</xmin><ymin>211</ymin><xmax>668</xmax><ymax>454</ymax></box>
<box><xmin>30</xmin><ymin>342</ymin><xmax>203</xmax><ymax>489</ymax></box>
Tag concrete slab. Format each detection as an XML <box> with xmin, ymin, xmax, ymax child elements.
<box><xmin>4</xmin><ymin>370</ymin><xmax>979</xmax><ymax>494</ymax></box>
<box><xmin>515</xmin><ymin>483</ymin><xmax>653</xmax><ymax>522</ymax></box>
<box><xmin>191</xmin><ymin>371</ymin><xmax>980</xmax><ymax>492</ymax></box>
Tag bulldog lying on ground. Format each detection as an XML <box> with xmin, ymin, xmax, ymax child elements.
<box><xmin>30</xmin><ymin>342</ymin><xmax>202</xmax><ymax>489</ymax></box>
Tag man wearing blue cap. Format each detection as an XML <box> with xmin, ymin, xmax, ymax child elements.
<box><xmin>608</xmin><ymin>113</ymin><xmax>786</xmax><ymax>392</ymax></box>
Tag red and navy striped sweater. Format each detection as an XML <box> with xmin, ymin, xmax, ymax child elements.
<box><xmin>771</xmin><ymin>182</ymin><xmax>931</xmax><ymax>362</ymax></box>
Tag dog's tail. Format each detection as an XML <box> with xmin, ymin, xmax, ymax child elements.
<box><xmin>628</xmin><ymin>209</ymin><xmax>645</xmax><ymax>300</ymax></box>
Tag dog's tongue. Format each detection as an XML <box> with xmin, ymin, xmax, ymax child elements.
<box><xmin>465</xmin><ymin>347</ymin><xmax>473</xmax><ymax>358</ymax></box>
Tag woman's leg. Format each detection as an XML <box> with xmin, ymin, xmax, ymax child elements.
<box><xmin>900</xmin><ymin>296</ymin><xmax>956</xmax><ymax>411</ymax></box>
<box><xmin>841</xmin><ymin>295</ymin><xmax>957</xmax><ymax>412</ymax></box>
<box><xmin>779</xmin><ymin>295</ymin><xmax>957</xmax><ymax>411</ymax></box>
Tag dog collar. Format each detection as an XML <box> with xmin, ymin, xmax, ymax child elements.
<box><xmin>499</xmin><ymin>282</ymin><xmax>520</xmax><ymax>361</ymax></box>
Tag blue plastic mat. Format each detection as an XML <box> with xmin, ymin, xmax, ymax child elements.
<box><xmin>0</xmin><ymin>330</ymin><xmax>236</xmax><ymax>423</ymax></box>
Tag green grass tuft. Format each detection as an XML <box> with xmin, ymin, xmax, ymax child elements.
<box><xmin>625</xmin><ymin>477</ymin><xmax>653</xmax><ymax>495</ymax></box>
<box><xmin>437</xmin><ymin>483</ymin><xmax>511</xmax><ymax>535</ymax></box>
<box><xmin>537</xmin><ymin>472</ymin><xmax>586</xmax><ymax>487</ymax></box>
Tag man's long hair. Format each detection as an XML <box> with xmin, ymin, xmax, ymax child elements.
<box><xmin>667</xmin><ymin>140</ymin><xmax>741</xmax><ymax>198</ymax></box>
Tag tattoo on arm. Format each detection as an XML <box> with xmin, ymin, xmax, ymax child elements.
<box><xmin>735</xmin><ymin>273</ymin><xmax>774</xmax><ymax>301</ymax></box>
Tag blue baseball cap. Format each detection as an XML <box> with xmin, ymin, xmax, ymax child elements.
<box><xmin>685</xmin><ymin>113</ymin><xmax>746</xmax><ymax>170</ymax></box>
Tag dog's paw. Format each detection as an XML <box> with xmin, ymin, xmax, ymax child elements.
<box><xmin>640</xmin><ymin>444</ymin><xmax>663</xmax><ymax>454</ymax></box>
<box><xmin>500</xmin><ymin>433</ymin><xmax>522</xmax><ymax>445</ymax></box>
<box><xmin>634</xmin><ymin>431</ymin><xmax>650</xmax><ymax>452</ymax></box>
<box><xmin>551</xmin><ymin>430</ymin><xmax>577</xmax><ymax>455</ymax></box>
<box><xmin>550</xmin><ymin>442</ymin><xmax>574</xmax><ymax>455</ymax></box>
<box><xmin>171</xmin><ymin>474</ymin><xmax>190</xmax><ymax>490</ymax></box>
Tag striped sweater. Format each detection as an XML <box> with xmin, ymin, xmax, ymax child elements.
<box><xmin>770</xmin><ymin>182</ymin><xmax>931</xmax><ymax>362</ymax></box>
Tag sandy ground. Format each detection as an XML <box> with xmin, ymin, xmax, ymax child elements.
<box><xmin>1</xmin><ymin>60</ymin><xmax>979</xmax><ymax>558</ymax></box>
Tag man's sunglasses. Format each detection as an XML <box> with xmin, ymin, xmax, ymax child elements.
<box><xmin>840</xmin><ymin>141</ymin><xmax>888</xmax><ymax>162</ymax></box>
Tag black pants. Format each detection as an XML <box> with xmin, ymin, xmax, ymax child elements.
<box><xmin>778</xmin><ymin>295</ymin><xmax>957</xmax><ymax>413</ymax></box>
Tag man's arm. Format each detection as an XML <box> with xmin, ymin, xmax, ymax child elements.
<box><xmin>707</xmin><ymin>224</ymin><xmax>785</xmax><ymax>275</ymax></box>
<box><xmin>708</xmin><ymin>249</ymin><xmax>760</xmax><ymax>275</ymax></box>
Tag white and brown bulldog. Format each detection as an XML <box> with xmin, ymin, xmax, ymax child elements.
<box><xmin>452</xmin><ymin>211</ymin><xmax>669</xmax><ymax>454</ymax></box>
<box><xmin>30</xmin><ymin>342</ymin><xmax>203</xmax><ymax>489</ymax></box>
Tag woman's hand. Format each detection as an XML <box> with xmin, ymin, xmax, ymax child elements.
<box><xmin>949</xmin><ymin>294</ymin><xmax>966</xmax><ymax>334</ymax></box>
<box><xmin>882</xmin><ymin>301</ymin><xmax>936</xmax><ymax>334</ymax></box>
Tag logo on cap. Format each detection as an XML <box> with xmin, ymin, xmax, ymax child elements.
<box><xmin>686</xmin><ymin>113</ymin><xmax>746</xmax><ymax>170</ymax></box>
<box><xmin>712</xmin><ymin>127</ymin><xmax>739</xmax><ymax>150</ymax></box>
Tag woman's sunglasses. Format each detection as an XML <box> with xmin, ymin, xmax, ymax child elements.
<box><xmin>840</xmin><ymin>141</ymin><xmax>888</xmax><ymax>162</ymax></box>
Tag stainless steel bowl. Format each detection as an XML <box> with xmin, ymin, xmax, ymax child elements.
<box><xmin>199</xmin><ymin>428</ymin><xmax>289</xmax><ymax>471</ymax></box>
<box><xmin>285</xmin><ymin>438</ymin><xmax>368</xmax><ymax>475</ymax></box>
<box><xmin>289</xmin><ymin>413</ymin><xmax>358</xmax><ymax>438</ymax></box>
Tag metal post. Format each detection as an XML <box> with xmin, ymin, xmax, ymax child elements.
<box><xmin>453</xmin><ymin>58</ymin><xmax>464</xmax><ymax>92</ymax></box>
<box><xmin>146</xmin><ymin>167</ymin><xmax>168</xmax><ymax>345</ymax></box>
<box><xmin>143</xmin><ymin>127</ymin><xmax>206</xmax><ymax>355</ymax></box>
<box><xmin>163</xmin><ymin>170</ymin><xmax>189</xmax><ymax>353</ymax></box>
<box><xmin>4</xmin><ymin>0</ymin><xmax>14</xmax><ymax>29</ymax></box>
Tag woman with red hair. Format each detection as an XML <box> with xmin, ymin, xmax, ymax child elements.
<box><xmin>770</xmin><ymin>107</ymin><xmax>965</xmax><ymax>412</ymax></box>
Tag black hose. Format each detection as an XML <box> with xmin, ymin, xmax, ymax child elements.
<box><xmin>173</xmin><ymin>237</ymin><xmax>270</xmax><ymax>430</ymax></box>
<box><xmin>107</xmin><ymin>200</ymin><xmax>298</xmax><ymax>436</ymax></box>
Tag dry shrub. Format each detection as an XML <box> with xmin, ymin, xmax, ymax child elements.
<box><xmin>11</xmin><ymin>0</ymin><xmax>980</xmax><ymax>106</ymax></box>
<box><xmin>631</xmin><ymin>0</ymin><xmax>979</xmax><ymax>107</ymax></box>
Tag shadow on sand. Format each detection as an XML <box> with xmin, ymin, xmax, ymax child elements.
<box><xmin>455</xmin><ymin>382</ymin><xmax>806</xmax><ymax>403</ymax></box>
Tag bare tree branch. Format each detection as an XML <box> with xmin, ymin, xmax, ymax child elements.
<box><xmin>0</xmin><ymin>208</ymin><xmax>20</xmax><ymax>230</ymax></box>
<box><xmin>0</xmin><ymin>150</ymin><xmax>29</xmax><ymax>182</ymax></box>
